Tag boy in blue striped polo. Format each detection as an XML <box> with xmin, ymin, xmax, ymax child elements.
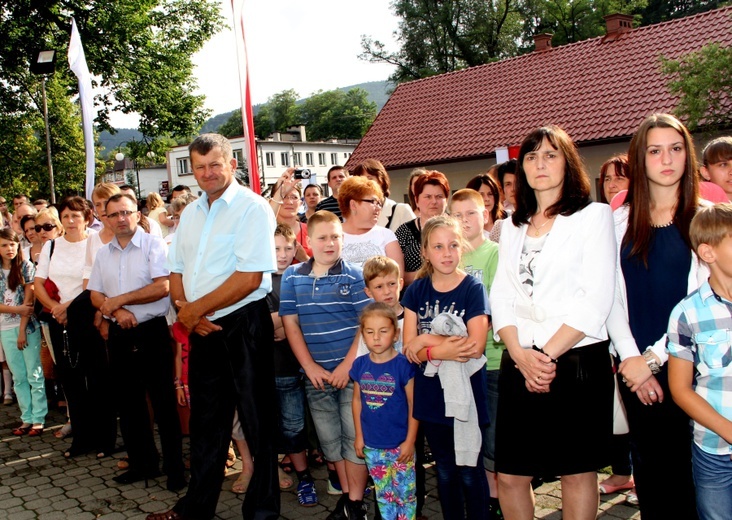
<box><xmin>280</xmin><ymin>210</ymin><xmax>372</xmax><ymax>520</ymax></box>
<box><xmin>668</xmin><ymin>203</ymin><xmax>732</xmax><ymax>520</ymax></box>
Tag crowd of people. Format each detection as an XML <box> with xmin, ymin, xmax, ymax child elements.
<box><xmin>2</xmin><ymin>118</ymin><xmax>732</xmax><ymax>520</ymax></box>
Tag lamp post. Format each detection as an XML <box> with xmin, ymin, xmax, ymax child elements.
<box><xmin>115</xmin><ymin>139</ymin><xmax>155</xmax><ymax>200</ymax></box>
<box><xmin>30</xmin><ymin>50</ymin><xmax>57</xmax><ymax>203</ymax></box>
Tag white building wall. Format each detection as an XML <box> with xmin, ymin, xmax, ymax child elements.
<box><xmin>166</xmin><ymin>137</ymin><xmax>356</xmax><ymax>197</ymax></box>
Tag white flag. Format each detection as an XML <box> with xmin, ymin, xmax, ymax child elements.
<box><xmin>68</xmin><ymin>18</ymin><xmax>96</xmax><ymax>201</ymax></box>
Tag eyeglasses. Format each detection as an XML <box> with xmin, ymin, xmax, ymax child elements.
<box><xmin>0</xmin><ymin>200</ymin><xmax>6</xmax><ymax>205</ymax></box>
<box><xmin>107</xmin><ymin>210</ymin><xmax>136</xmax><ymax>220</ymax></box>
<box><xmin>360</xmin><ymin>199</ymin><xmax>383</xmax><ymax>208</ymax></box>
<box><xmin>34</xmin><ymin>223</ymin><xmax>56</xmax><ymax>232</ymax></box>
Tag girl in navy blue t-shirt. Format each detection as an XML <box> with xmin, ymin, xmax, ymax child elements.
<box><xmin>402</xmin><ymin>215</ymin><xmax>490</xmax><ymax>519</ymax></box>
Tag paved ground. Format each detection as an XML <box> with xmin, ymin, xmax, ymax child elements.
<box><xmin>0</xmin><ymin>402</ymin><xmax>641</xmax><ymax>519</ymax></box>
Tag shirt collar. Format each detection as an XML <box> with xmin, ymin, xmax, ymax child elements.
<box><xmin>111</xmin><ymin>226</ymin><xmax>144</xmax><ymax>251</ymax></box>
<box><xmin>197</xmin><ymin>181</ymin><xmax>242</xmax><ymax>213</ymax></box>
<box><xmin>297</xmin><ymin>257</ymin><xmax>344</xmax><ymax>276</ymax></box>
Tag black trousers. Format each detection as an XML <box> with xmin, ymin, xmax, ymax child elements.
<box><xmin>174</xmin><ymin>298</ymin><xmax>279</xmax><ymax>520</ymax></box>
<box><xmin>108</xmin><ymin>316</ymin><xmax>183</xmax><ymax>476</ymax></box>
<box><xmin>619</xmin><ymin>366</ymin><xmax>698</xmax><ymax>520</ymax></box>
<box><xmin>48</xmin><ymin>291</ymin><xmax>116</xmax><ymax>454</ymax></box>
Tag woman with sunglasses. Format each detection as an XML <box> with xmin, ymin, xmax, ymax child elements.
<box><xmin>20</xmin><ymin>215</ymin><xmax>43</xmax><ymax>266</ymax></box>
<box><xmin>35</xmin><ymin>196</ymin><xmax>116</xmax><ymax>459</ymax></box>
<box><xmin>339</xmin><ymin>176</ymin><xmax>405</xmax><ymax>274</ymax></box>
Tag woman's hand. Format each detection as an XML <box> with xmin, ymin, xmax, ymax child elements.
<box><xmin>635</xmin><ymin>376</ymin><xmax>663</xmax><ymax>405</ymax></box>
<box><xmin>618</xmin><ymin>355</ymin><xmax>653</xmax><ymax>391</ymax></box>
<box><xmin>277</xmin><ymin>169</ymin><xmax>300</xmax><ymax>197</ymax></box>
<box><xmin>511</xmin><ymin>347</ymin><xmax>556</xmax><ymax>393</ymax></box>
<box><xmin>51</xmin><ymin>301</ymin><xmax>71</xmax><ymax>326</ymax></box>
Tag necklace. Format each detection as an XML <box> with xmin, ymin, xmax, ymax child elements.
<box><xmin>529</xmin><ymin>216</ymin><xmax>555</xmax><ymax>237</ymax></box>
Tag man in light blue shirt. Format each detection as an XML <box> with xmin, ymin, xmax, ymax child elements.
<box><xmin>151</xmin><ymin>134</ymin><xmax>279</xmax><ymax>520</ymax></box>
<box><xmin>88</xmin><ymin>193</ymin><xmax>184</xmax><ymax>492</ymax></box>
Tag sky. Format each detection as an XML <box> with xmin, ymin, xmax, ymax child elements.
<box><xmin>108</xmin><ymin>0</ymin><xmax>399</xmax><ymax>128</ymax></box>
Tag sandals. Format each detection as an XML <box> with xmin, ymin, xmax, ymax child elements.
<box><xmin>231</xmin><ymin>472</ymin><xmax>252</xmax><ymax>494</ymax></box>
<box><xmin>598</xmin><ymin>476</ymin><xmax>635</xmax><ymax>494</ymax></box>
<box><xmin>279</xmin><ymin>457</ymin><xmax>295</xmax><ymax>474</ymax></box>
<box><xmin>225</xmin><ymin>444</ymin><xmax>236</xmax><ymax>469</ymax></box>
<box><xmin>279</xmin><ymin>467</ymin><xmax>294</xmax><ymax>490</ymax></box>
<box><xmin>307</xmin><ymin>449</ymin><xmax>325</xmax><ymax>467</ymax></box>
<box><xmin>28</xmin><ymin>426</ymin><xmax>44</xmax><ymax>437</ymax></box>
<box><xmin>12</xmin><ymin>424</ymin><xmax>32</xmax><ymax>436</ymax></box>
<box><xmin>626</xmin><ymin>488</ymin><xmax>639</xmax><ymax>506</ymax></box>
<box><xmin>54</xmin><ymin>421</ymin><xmax>72</xmax><ymax>439</ymax></box>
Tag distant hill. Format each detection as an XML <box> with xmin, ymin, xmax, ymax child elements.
<box><xmin>99</xmin><ymin>80</ymin><xmax>391</xmax><ymax>156</ymax></box>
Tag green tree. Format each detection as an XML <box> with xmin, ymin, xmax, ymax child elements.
<box><xmin>640</xmin><ymin>0</ymin><xmax>726</xmax><ymax>25</ymax></box>
<box><xmin>0</xmin><ymin>0</ymin><xmax>222</xmax><ymax>139</ymax></box>
<box><xmin>252</xmin><ymin>89</ymin><xmax>299</xmax><ymax>138</ymax></box>
<box><xmin>218</xmin><ymin>109</ymin><xmax>244</xmax><ymax>138</ymax></box>
<box><xmin>662</xmin><ymin>43</ymin><xmax>732</xmax><ymax>131</ymax></box>
<box><xmin>300</xmin><ymin>89</ymin><xmax>377</xmax><ymax>140</ymax></box>
<box><xmin>360</xmin><ymin>0</ymin><xmax>525</xmax><ymax>83</ymax></box>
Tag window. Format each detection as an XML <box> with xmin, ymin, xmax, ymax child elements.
<box><xmin>343</xmin><ymin>152</ymin><xmax>351</xmax><ymax>159</ymax></box>
<box><xmin>293</xmin><ymin>152</ymin><xmax>302</xmax><ymax>166</ymax></box>
<box><xmin>233</xmin><ymin>149</ymin><xmax>244</xmax><ymax>168</ymax></box>
<box><xmin>319</xmin><ymin>153</ymin><xmax>326</xmax><ymax>166</ymax></box>
<box><xmin>306</xmin><ymin>152</ymin><xmax>314</xmax><ymax>166</ymax></box>
<box><xmin>331</xmin><ymin>153</ymin><xmax>338</xmax><ymax>165</ymax></box>
<box><xmin>281</xmin><ymin>152</ymin><xmax>290</xmax><ymax>167</ymax></box>
<box><xmin>177</xmin><ymin>157</ymin><xmax>191</xmax><ymax>176</ymax></box>
<box><xmin>265</xmin><ymin>152</ymin><xmax>275</xmax><ymax>167</ymax></box>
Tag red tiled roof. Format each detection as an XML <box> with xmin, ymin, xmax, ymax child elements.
<box><xmin>347</xmin><ymin>7</ymin><xmax>732</xmax><ymax>170</ymax></box>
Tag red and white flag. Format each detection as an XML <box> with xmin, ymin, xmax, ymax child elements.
<box><xmin>68</xmin><ymin>18</ymin><xmax>96</xmax><ymax>200</ymax></box>
<box><xmin>231</xmin><ymin>0</ymin><xmax>260</xmax><ymax>194</ymax></box>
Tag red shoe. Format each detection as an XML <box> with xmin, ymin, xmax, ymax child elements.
<box><xmin>28</xmin><ymin>427</ymin><xmax>44</xmax><ymax>437</ymax></box>
<box><xmin>598</xmin><ymin>477</ymin><xmax>635</xmax><ymax>494</ymax></box>
<box><xmin>12</xmin><ymin>425</ymin><xmax>31</xmax><ymax>436</ymax></box>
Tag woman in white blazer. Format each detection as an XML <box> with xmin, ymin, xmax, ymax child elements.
<box><xmin>606</xmin><ymin>113</ymin><xmax>702</xmax><ymax>520</ymax></box>
<box><xmin>489</xmin><ymin>125</ymin><xmax>616</xmax><ymax>520</ymax></box>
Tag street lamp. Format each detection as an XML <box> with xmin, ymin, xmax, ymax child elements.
<box><xmin>115</xmin><ymin>140</ymin><xmax>155</xmax><ymax>200</ymax></box>
<box><xmin>30</xmin><ymin>49</ymin><xmax>57</xmax><ymax>203</ymax></box>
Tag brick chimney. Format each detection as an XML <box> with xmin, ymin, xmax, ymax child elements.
<box><xmin>533</xmin><ymin>33</ymin><xmax>553</xmax><ymax>52</ymax></box>
<box><xmin>604</xmin><ymin>13</ymin><xmax>633</xmax><ymax>39</ymax></box>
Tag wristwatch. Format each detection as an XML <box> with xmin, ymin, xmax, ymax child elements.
<box><xmin>642</xmin><ymin>350</ymin><xmax>661</xmax><ymax>375</ymax></box>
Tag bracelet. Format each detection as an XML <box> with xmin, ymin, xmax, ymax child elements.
<box><xmin>175</xmin><ymin>385</ymin><xmax>184</xmax><ymax>390</ymax></box>
<box><xmin>532</xmin><ymin>345</ymin><xmax>558</xmax><ymax>364</ymax></box>
<box><xmin>426</xmin><ymin>346</ymin><xmax>433</xmax><ymax>363</ymax></box>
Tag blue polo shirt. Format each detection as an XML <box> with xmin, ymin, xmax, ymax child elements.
<box><xmin>279</xmin><ymin>258</ymin><xmax>371</xmax><ymax>370</ymax></box>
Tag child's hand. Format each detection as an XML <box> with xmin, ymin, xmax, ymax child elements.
<box><xmin>176</xmin><ymin>387</ymin><xmax>188</xmax><ymax>407</ymax></box>
<box><xmin>329</xmin><ymin>362</ymin><xmax>351</xmax><ymax>389</ymax></box>
<box><xmin>15</xmin><ymin>303</ymin><xmax>34</xmax><ymax>317</ymax></box>
<box><xmin>436</xmin><ymin>336</ymin><xmax>472</xmax><ymax>361</ymax></box>
<box><xmin>17</xmin><ymin>331</ymin><xmax>27</xmax><ymax>350</ymax></box>
<box><xmin>403</xmin><ymin>337</ymin><xmax>426</xmax><ymax>363</ymax></box>
<box><xmin>354</xmin><ymin>435</ymin><xmax>365</xmax><ymax>459</ymax></box>
<box><xmin>397</xmin><ymin>441</ymin><xmax>415</xmax><ymax>463</ymax></box>
<box><xmin>303</xmin><ymin>363</ymin><xmax>331</xmax><ymax>391</ymax></box>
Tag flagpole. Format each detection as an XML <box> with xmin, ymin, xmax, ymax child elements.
<box><xmin>231</xmin><ymin>0</ymin><xmax>261</xmax><ymax>194</ymax></box>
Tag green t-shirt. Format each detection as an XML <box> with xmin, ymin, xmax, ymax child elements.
<box><xmin>462</xmin><ymin>239</ymin><xmax>504</xmax><ymax>370</ymax></box>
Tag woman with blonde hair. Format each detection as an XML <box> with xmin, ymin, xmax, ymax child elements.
<box><xmin>147</xmin><ymin>192</ymin><xmax>173</xmax><ymax>237</ymax></box>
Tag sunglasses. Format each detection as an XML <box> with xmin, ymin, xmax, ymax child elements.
<box><xmin>34</xmin><ymin>223</ymin><xmax>56</xmax><ymax>232</ymax></box>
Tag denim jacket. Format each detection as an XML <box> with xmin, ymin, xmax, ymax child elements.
<box><xmin>0</xmin><ymin>260</ymin><xmax>38</xmax><ymax>334</ymax></box>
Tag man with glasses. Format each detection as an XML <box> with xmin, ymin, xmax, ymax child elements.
<box><xmin>87</xmin><ymin>193</ymin><xmax>185</xmax><ymax>491</ymax></box>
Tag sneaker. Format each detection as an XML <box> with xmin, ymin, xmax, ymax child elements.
<box><xmin>489</xmin><ymin>497</ymin><xmax>503</xmax><ymax>520</ymax></box>
<box><xmin>326</xmin><ymin>495</ymin><xmax>348</xmax><ymax>520</ymax></box>
<box><xmin>327</xmin><ymin>475</ymin><xmax>343</xmax><ymax>495</ymax></box>
<box><xmin>297</xmin><ymin>480</ymin><xmax>318</xmax><ymax>507</ymax></box>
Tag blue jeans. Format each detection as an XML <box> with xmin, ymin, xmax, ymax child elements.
<box><xmin>1</xmin><ymin>326</ymin><xmax>46</xmax><ymax>425</ymax></box>
<box><xmin>304</xmin><ymin>380</ymin><xmax>363</xmax><ymax>464</ymax></box>
<box><xmin>482</xmin><ymin>369</ymin><xmax>499</xmax><ymax>471</ymax></box>
<box><xmin>276</xmin><ymin>375</ymin><xmax>307</xmax><ymax>454</ymax></box>
<box><xmin>423</xmin><ymin>421</ymin><xmax>490</xmax><ymax>520</ymax></box>
<box><xmin>693</xmin><ymin>442</ymin><xmax>732</xmax><ymax>520</ymax></box>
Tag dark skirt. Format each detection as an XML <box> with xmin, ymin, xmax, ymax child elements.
<box><xmin>495</xmin><ymin>340</ymin><xmax>613</xmax><ymax>476</ymax></box>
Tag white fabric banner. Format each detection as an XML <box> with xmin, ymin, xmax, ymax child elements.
<box><xmin>68</xmin><ymin>18</ymin><xmax>96</xmax><ymax>201</ymax></box>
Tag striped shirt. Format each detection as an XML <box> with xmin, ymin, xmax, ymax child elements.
<box><xmin>667</xmin><ymin>280</ymin><xmax>732</xmax><ymax>455</ymax></box>
<box><xmin>314</xmin><ymin>196</ymin><xmax>342</xmax><ymax>221</ymax></box>
<box><xmin>279</xmin><ymin>258</ymin><xmax>371</xmax><ymax>370</ymax></box>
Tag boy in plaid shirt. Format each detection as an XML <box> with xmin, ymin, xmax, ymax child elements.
<box><xmin>668</xmin><ymin>203</ymin><xmax>732</xmax><ymax>520</ymax></box>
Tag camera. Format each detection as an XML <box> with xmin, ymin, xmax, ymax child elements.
<box><xmin>293</xmin><ymin>168</ymin><xmax>312</xmax><ymax>180</ymax></box>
